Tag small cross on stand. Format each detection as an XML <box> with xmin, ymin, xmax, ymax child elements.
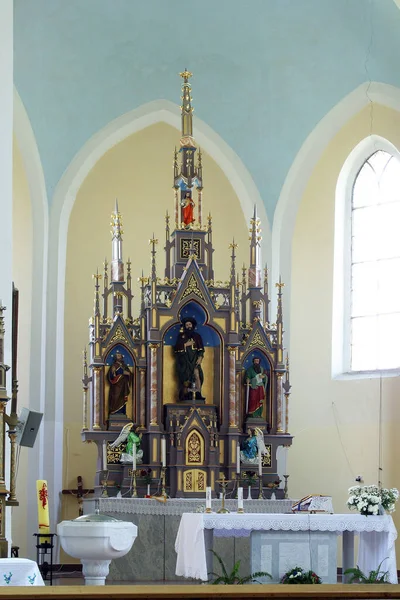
<box><xmin>216</xmin><ymin>474</ymin><xmax>231</xmax><ymax>514</ymax></box>
<box><xmin>62</xmin><ymin>476</ymin><xmax>94</xmax><ymax>516</ymax></box>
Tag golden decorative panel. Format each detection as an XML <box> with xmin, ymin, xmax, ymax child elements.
<box><xmin>248</xmin><ymin>329</ymin><xmax>267</xmax><ymax>350</ymax></box>
<box><xmin>109</xmin><ymin>325</ymin><xmax>129</xmax><ymax>344</ymax></box>
<box><xmin>213</xmin><ymin>317</ymin><xmax>226</xmax><ymax>333</ymax></box>
<box><xmin>159</xmin><ymin>315</ymin><xmax>173</xmax><ymax>329</ymax></box>
<box><xmin>186</xmin><ymin>430</ymin><xmax>204</xmax><ymax>464</ymax></box>
<box><xmin>180</xmin><ymin>238</ymin><xmax>201</xmax><ymax>259</ymax></box>
<box><xmin>262</xmin><ymin>444</ymin><xmax>272</xmax><ymax>467</ymax></box>
<box><xmin>180</xmin><ymin>273</ymin><xmax>205</xmax><ymax>302</ymax></box>
<box><xmin>183</xmin><ymin>469</ymin><xmax>207</xmax><ymax>492</ymax></box>
<box><xmin>219</xmin><ymin>439</ymin><xmax>224</xmax><ymax>464</ymax></box>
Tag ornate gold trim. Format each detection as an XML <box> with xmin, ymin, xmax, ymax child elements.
<box><xmin>180</xmin><ymin>273</ymin><xmax>205</xmax><ymax>302</ymax></box>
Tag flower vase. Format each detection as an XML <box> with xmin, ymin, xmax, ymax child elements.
<box><xmin>378</xmin><ymin>504</ymin><xmax>385</xmax><ymax>515</ymax></box>
<box><xmin>247</xmin><ymin>485</ymin><xmax>252</xmax><ymax>500</ymax></box>
<box><xmin>146</xmin><ymin>484</ymin><xmax>151</xmax><ymax>497</ymax></box>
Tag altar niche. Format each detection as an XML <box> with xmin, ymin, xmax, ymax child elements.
<box><xmin>81</xmin><ymin>71</ymin><xmax>293</xmax><ymax>499</ymax></box>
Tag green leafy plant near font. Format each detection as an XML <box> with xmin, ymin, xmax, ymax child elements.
<box><xmin>208</xmin><ymin>549</ymin><xmax>271</xmax><ymax>585</ymax></box>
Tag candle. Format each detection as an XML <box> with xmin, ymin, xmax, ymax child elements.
<box><xmin>206</xmin><ymin>486</ymin><xmax>212</xmax><ymax>510</ymax></box>
<box><xmin>258</xmin><ymin>447</ymin><xmax>262</xmax><ymax>477</ymax></box>
<box><xmin>236</xmin><ymin>443</ymin><xmax>240</xmax><ymax>474</ymax></box>
<box><xmin>161</xmin><ymin>437</ymin><xmax>166</xmax><ymax>467</ymax></box>
<box><xmin>238</xmin><ymin>487</ymin><xmax>243</xmax><ymax>511</ymax></box>
<box><xmin>132</xmin><ymin>444</ymin><xmax>137</xmax><ymax>471</ymax></box>
<box><xmin>102</xmin><ymin>441</ymin><xmax>107</xmax><ymax>471</ymax></box>
<box><xmin>36</xmin><ymin>480</ymin><xmax>50</xmax><ymax>543</ymax></box>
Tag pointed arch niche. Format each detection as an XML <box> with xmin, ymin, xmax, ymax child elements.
<box><xmin>288</xmin><ymin>102</ymin><xmax>400</xmax><ymax>510</ymax></box>
<box><xmin>63</xmin><ymin>119</ymin><xmax>253</xmax><ymax>489</ymax></box>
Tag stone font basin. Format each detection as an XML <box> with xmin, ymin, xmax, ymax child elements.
<box><xmin>57</xmin><ymin>511</ymin><xmax>137</xmax><ymax>585</ymax></box>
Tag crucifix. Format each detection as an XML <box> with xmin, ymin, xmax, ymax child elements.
<box><xmin>62</xmin><ymin>476</ymin><xmax>94</xmax><ymax>516</ymax></box>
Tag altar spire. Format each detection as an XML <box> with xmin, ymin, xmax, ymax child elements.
<box><xmin>110</xmin><ymin>199</ymin><xmax>124</xmax><ymax>283</ymax></box>
<box><xmin>179</xmin><ymin>69</ymin><xmax>193</xmax><ymax>138</ymax></box>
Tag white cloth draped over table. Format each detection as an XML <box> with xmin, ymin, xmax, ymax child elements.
<box><xmin>175</xmin><ymin>512</ymin><xmax>398</xmax><ymax>583</ymax></box>
<box><xmin>0</xmin><ymin>558</ymin><xmax>44</xmax><ymax>586</ymax></box>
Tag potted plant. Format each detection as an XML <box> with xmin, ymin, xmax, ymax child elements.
<box><xmin>242</xmin><ymin>471</ymin><xmax>257</xmax><ymax>499</ymax></box>
<box><xmin>344</xmin><ymin>561</ymin><xmax>390</xmax><ymax>584</ymax></box>
<box><xmin>347</xmin><ymin>485</ymin><xmax>399</xmax><ymax>516</ymax></box>
<box><xmin>208</xmin><ymin>550</ymin><xmax>271</xmax><ymax>585</ymax></box>
<box><xmin>281</xmin><ymin>566</ymin><xmax>322</xmax><ymax>584</ymax></box>
<box><xmin>140</xmin><ymin>468</ymin><xmax>152</xmax><ymax>497</ymax></box>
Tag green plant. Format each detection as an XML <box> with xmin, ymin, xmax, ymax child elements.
<box><xmin>241</xmin><ymin>470</ymin><xmax>257</xmax><ymax>487</ymax></box>
<box><xmin>344</xmin><ymin>560</ymin><xmax>390</xmax><ymax>584</ymax></box>
<box><xmin>281</xmin><ymin>566</ymin><xmax>322</xmax><ymax>584</ymax></box>
<box><xmin>208</xmin><ymin>549</ymin><xmax>271</xmax><ymax>585</ymax></box>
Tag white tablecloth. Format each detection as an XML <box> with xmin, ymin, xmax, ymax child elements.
<box><xmin>175</xmin><ymin>512</ymin><xmax>398</xmax><ymax>583</ymax></box>
<box><xmin>0</xmin><ymin>558</ymin><xmax>44</xmax><ymax>586</ymax></box>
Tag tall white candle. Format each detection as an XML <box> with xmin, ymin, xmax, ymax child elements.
<box><xmin>132</xmin><ymin>444</ymin><xmax>137</xmax><ymax>471</ymax></box>
<box><xmin>206</xmin><ymin>486</ymin><xmax>212</xmax><ymax>509</ymax></box>
<box><xmin>258</xmin><ymin>447</ymin><xmax>262</xmax><ymax>477</ymax></box>
<box><xmin>102</xmin><ymin>440</ymin><xmax>107</xmax><ymax>471</ymax></box>
<box><xmin>161</xmin><ymin>437</ymin><xmax>166</xmax><ymax>467</ymax></box>
<box><xmin>238</xmin><ymin>487</ymin><xmax>243</xmax><ymax>511</ymax></box>
<box><xmin>236</xmin><ymin>443</ymin><xmax>240</xmax><ymax>474</ymax></box>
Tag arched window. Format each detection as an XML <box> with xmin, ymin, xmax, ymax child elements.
<box><xmin>350</xmin><ymin>150</ymin><xmax>400</xmax><ymax>371</ymax></box>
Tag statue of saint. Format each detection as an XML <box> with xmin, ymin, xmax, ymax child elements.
<box><xmin>109</xmin><ymin>422</ymin><xmax>143</xmax><ymax>464</ymax></box>
<box><xmin>244</xmin><ymin>357</ymin><xmax>267</xmax><ymax>418</ymax></box>
<box><xmin>240</xmin><ymin>427</ymin><xmax>267</xmax><ymax>465</ymax></box>
<box><xmin>181</xmin><ymin>191</ymin><xmax>195</xmax><ymax>227</ymax></box>
<box><xmin>174</xmin><ymin>317</ymin><xmax>205</xmax><ymax>400</ymax></box>
<box><xmin>107</xmin><ymin>352</ymin><xmax>131</xmax><ymax>415</ymax></box>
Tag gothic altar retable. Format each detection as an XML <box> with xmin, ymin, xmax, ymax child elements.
<box><xmin>81</xmin><ymin>71</ymin><xmax>293</xmax><ymax>499</ymax></box>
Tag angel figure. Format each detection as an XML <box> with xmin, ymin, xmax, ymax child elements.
<box><xmin>240</xmin><ymin>427</ymin><xmax>267</xmax><ymax>465</ymax></box>
<box><xmin>109</xmin><ymin>422</ymin><xmax>143</xmax><ymax>465</ymax></box>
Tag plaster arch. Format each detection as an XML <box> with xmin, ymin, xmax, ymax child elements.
<box><xmin>13</xmin><ymin>87</ymin><xmax>49</xmax><ymax>555</ymax></box>
<box><xmin>45</xmin><ymin>100</ymin><xmax>267</xmax><ymax>524</ymax></box>
<box><xmin>272</xmin><ymin>81</ymin><xmax>400</xmax><ymax>340</ymax></box>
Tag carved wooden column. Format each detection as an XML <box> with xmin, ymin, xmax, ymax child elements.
<box><xmin>139</xmin><ymin>367</ymin><xmax>146</xmax><ymax>428</ymax></box>
<box><xmin>227</xmin><ymin>347</ymin><xmax>236</xmax><ymax>427</ymax></box>
<box><xmin>149</xmin><ymin>344</ymin><xmax>159</xmax><ymax>426</ymax></box>
<box><xmin>276</xmin><ymin>372</ymin><xmax>284</xmax><ymax>433</ymax></box>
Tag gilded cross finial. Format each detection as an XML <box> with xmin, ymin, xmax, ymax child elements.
<box><xmin>92</xmin><ymin>270</ymin><xmax>102</xmax><ymax>283</ymax></box>
<box><xmin>149</xmin><ymin>235</ymin><xmax>158</xmax><ymax>247</ymax></box>
<box><xmin>228</xmin><ymin>241</ymin><xmax>239</xmax><ymax>251</ymax></box>
<box><xmin>179</xmin><ymin>69</ymin><xmax>193</xmax><ymax>82</ymax></box>
<box><xmin>275</xmin><ymin>280</ymin><xmax>285</xmax><ymax>290</ymax></box>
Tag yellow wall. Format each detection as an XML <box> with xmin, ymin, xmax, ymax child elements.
<box><xmin>290</xmin><ymin>104</ymin><xmax>400</xmax><ymax>559</ymax></box>
<box><xmin>12</xmin><ymin>138</ymin><xmax>33</xmax><ymax>557</ymax></box>
<box><xmin>63</xmin><ymin>122</ymin><xmax>249</xmax><ymax>520</ymax></box>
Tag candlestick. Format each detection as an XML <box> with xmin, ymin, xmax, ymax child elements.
<box><xmin>283</xmin><ymin>474</ymin><xmax>289</xmax><ymax>499</ymax></box>
<box><xmin>236</xmin><ymin>443</ymin><xmax>240</xmax><ymax>474</ymax></box>
<box><xmin>258</xmin><ymin>475</ymin><xmax>264</xmax><ymax>500</ymax></box>
<box><xmin>36</xmin><ymin>480</ymin><xmax>50</xmax><ymax>543</ymax></box>
<box><xmin>237</xmin><ymin>487</ymin><xmax>244</xmax><ymax>513</ymax></box>
<box><xmin>205</xmin><ymin>486</ymin><xmax>212</xmax><ymax>513</ymax></box>
<box><xmin>102</xmin><ymin>440</ymin><xmax>107</xmax><ymax>471</ymax></box>
<box><xmin>161</xmin><ymin>466</ymin><xmax>167</xmax><ymax>498</ymax></box>
<box><xmin>101</xmin><ymin>470</ymin><xmax>109</xmax><ymax>497</ymax></box>
<box><xmin>132</xmin><ymin>444</ymin><xmax>137</xmax><ymax>471</ymax></box>
<box><xmin>258</xmin><ymin>447</ymin><xmax>262</xmax><ymax>477</ymax></box>
<box><xmin>161</xmin><ymin>437</ymin><xmax>166</xmax><ymax>467</ymax></box>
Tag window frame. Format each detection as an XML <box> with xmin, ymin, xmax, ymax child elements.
<box><xmin>332</xmin><ymin>135</ymin><xmax>400</xmax><ymax>379</ymax></box>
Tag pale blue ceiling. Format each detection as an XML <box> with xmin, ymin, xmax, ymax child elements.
<box><xmin>13</xmin><ymin>0</ymin><xmax>400</xmax><ymax>221</ymax></box>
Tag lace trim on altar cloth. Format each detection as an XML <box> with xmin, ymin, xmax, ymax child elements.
<box><xmin>96</xmin><ymin>498</ymin><xmax>295</xmax><ymax>516</ymax></box>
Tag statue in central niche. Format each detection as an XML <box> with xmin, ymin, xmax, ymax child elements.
<box><xmin>174</xmin><ymin>317</ymin><xmax>205</xmax><ymax>401</ymax></box>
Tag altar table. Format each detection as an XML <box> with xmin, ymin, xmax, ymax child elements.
<box><xmin>0</xmin><ymin>558</ymin><xmax>44</xmax><ymax>586</ymax></box>
<box><xmin>175</xmin><ymin>512</ymin><xmax>398</xmax><ymax>584</ymax></box>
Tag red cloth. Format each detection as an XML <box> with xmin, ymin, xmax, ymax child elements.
<box><xmin>248</xmin><ymin>385</ymin><xmax>264</xmax><ymax>414</ymax></box>
<box><xmin>182</xmin><ymin>199</ymin><xmax>195</xmax><ymax>225</ymax></box>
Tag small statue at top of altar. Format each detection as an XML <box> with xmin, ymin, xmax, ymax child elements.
<box><xmin>109</xmin><ymin>422</ymin><xmax>143</xmax><ymax>464</ymax></box>
<box><xmin>108</xmin><ymin>351</ymin><xmax>132</xmax><ymax>416</ymax></box>
<box><xmin>181</xmin><ymin>190</ymin><xmax>195</xmax><ymax>227</ymax></box>
<box><xmin>240</xmin><ymin>427</ymin><xmax>267</xmax><ymax>465</ymax></box>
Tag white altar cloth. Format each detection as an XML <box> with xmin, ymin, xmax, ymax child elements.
<box><xmin>175</xmin><ymin>512</ymin><xmax>398</xmax><ymax>583</ymax></box>
<box><xmin>0</xmin><ymin>558</ymin><xmax>44</xmax><ymax>586</ymax></box>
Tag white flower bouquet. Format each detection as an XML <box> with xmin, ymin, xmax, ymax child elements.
<box><xmin>347</xmin><ymin>485</ymin><xmax>399</xmax><ymax>516</ymax></box>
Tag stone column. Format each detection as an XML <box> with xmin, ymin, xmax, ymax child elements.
<box><xmin>149</xmin><ymin>344</ymin><xmax>159</xmax><ymax>425</ymax></box>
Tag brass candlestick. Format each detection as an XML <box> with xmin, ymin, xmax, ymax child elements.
<box><xmin>258</xmin><ymin>475</ymin><xmax>264</xmax><ymax>500</ymax></box>
<box><xmin>161</xmin><ymin>467</ymin><xmax>167</xmax><ymax>498</ymax></box>
<box><xmin>283</xmin><ymin>474</ymin><xmax>289</xmax><ymax>499</ymax></box>
<box><xmin>217</xmin><ymin>474</ymin><xmax>231</xmax><ymax>514</ymax></box>
<box><xmin>131</xmin><ymin>469</ymin><xmax>137</xmax><ymax>498</ymax></box>
<box><xmin>101</xmin><ymin>470</ymin><xmax>109</xmax><ymax>498</ymax></box>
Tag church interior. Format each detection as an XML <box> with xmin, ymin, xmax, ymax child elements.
<box><xmin>2</xmin><ymin>0</ymin><xmax>400</xmax><ymax>594</ymax></box>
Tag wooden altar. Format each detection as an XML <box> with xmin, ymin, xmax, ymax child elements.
<box><xmin>81</xmin><ymin>71</ymin><xmax>293</xmax><ymax>498</ymax></box>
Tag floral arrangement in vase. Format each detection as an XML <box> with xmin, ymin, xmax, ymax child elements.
<box><xmin>281</xmin><ymin>566</ymin><xmax>321</xmax><ymax>584</ymax></box>
<box><xmin>140</xmin><ymin>468</ymin><xmax>152</xmax><ymax>497</ymax></box>
<box><xmin>347</xmin><ymin>485</ymin><xmax>399</xmax><ymax>516</ymax></box>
